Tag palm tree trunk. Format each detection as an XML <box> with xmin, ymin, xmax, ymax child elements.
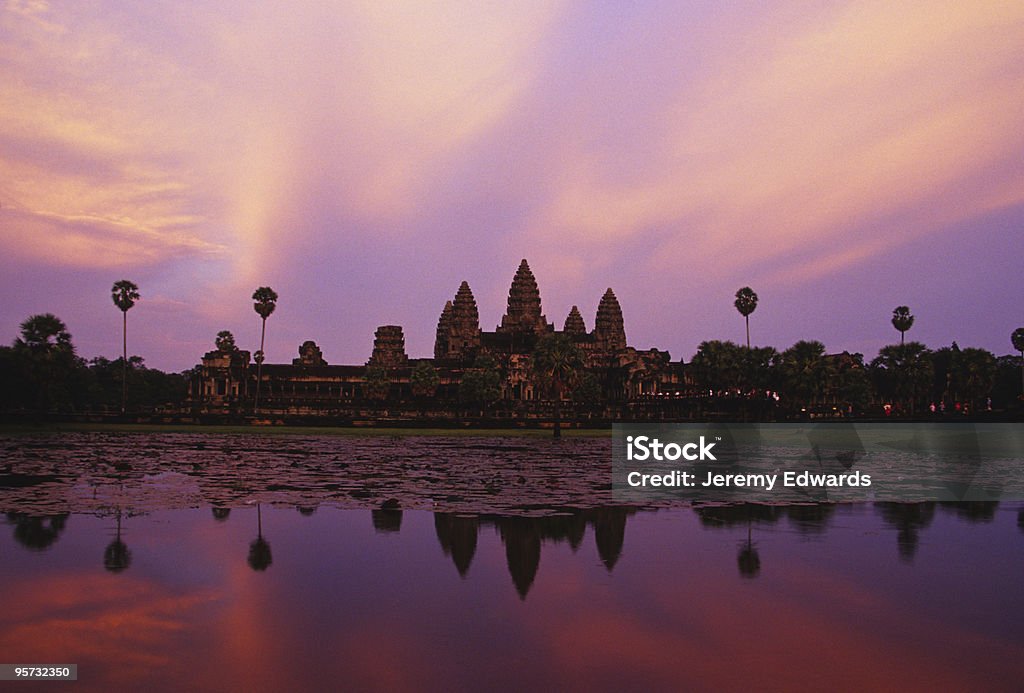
<box><xmin>255</xmin><ymin>317</ymin><xmax>266</xmax><ymax>413</ymax></box>
<box><xmin>121</xmin><ymin>311</ymin><xmax>127</xmax><ymax>414</ymax></box>
<box><xmin>745</xmin><ymin>316</ymin><xmax>750</xmax><ymax>350</ymax></box>
<box><xmin>901</xmin><ymin>332</ymin><xmax>905</xmax><ymax>345</ymax></box>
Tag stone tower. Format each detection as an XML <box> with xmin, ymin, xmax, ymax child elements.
<box><xmin>497</xmin><ymin>259</ymin><xmax>550</xmax><ymax>335</ymax></box>
<box><xmin>368</xmin><ymin>325</ymin><xmax>408</xmax><ymax>368</ymax></box>
<box><xmin>563</xmin><ymin>305</ymin><xmax>586</xmax><ymax>336</ymax></box>
<box><xmin>434</xmin><ymin>301</ymin><xmax>454</xmax><ymax>359</ymax></box>
<box><xmin>435</xmin><ymin>281</ymin><xmax>481</xmax><ymax>360</ymax></box>
<box><xmin>293</xmin><ymin>340</ymin><xmax>327</xmax><ymax>366</ymax></box>
<box><xmin>593</xmin><ymin>288</ymin><xmax>626</xmax><ymax>353</ymax></box>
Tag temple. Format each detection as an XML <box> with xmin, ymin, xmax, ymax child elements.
<box><xmin>189</xmin><ymin>259</ymin><xmax>682</xmax><ymax>420</ymax></box>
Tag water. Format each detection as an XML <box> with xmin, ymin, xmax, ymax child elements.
<box><xmin>1</xmin><ymin>433</ymin><xmax>1023</xmax><ymax>691</ymax></box>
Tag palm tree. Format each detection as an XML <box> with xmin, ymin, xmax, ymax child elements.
<box><xmin>364</xmin><ymin>364</ymin><xmax>391</xmax><ymax>401</ymax></box>
<box><xmin>1012</xmin><ymin>328</ymin><xmax>1024</xmax><ymax>400</ymax></box>
<box><xmin>215</xmin><ymin>330</ymin><xmax>236</xmax><ymax>353</ymax></box>
<box><xmin>111</xmin><ymin>280</ymin><xmax>140</xmax><ymax>414</ymax></box>
<box><xmin>17</xmin><ymin>313</ymin><xmax>72</xmax><ymax>351</ymax></box>
<box><xmin>214</xmin><ymin>330</ymin><xmax>238</xmax><ymax>404</ymax></box>
<box><xmin>871</xmin><ymin>342</ymin><xmax>933</xmax><ymax>414</ymax></box>
<box><xmin>950</xmin><ymin>347</ymin><xmax>996</xmax><ymax>411</ymax></box>
<box><xmin>251</xmin><ymin>286</ymin><xmax>278</xmax><ymax>413</ymax></box>
<box><xmin>410</xmin><ymin>360</ymin><xmax>440</xmax><ymax>398</ymax></box>
<box><xmin>891</xmin><ymin>306</ymin><xmax>914</xmax><ymax>345</ymax></box>
<box><xmin>531</xmin><ymin>332</ymin><xmax>585</xmax><ymax>438</ymax></box>
<box><xmin>410</xmin><ymin>360</ymin><xmax>440</xmax><ymax>414</ymax></box>
<box><xmin>690</xmin><ymin>340</ymin><xmax>745</xmax><ymax>395</ymax></box>
<box><xmin>734</xmin><ymin>287</ymin><xmax>758</xmax><ymax>349</ymax></box>
<box><xmin>779</xmin><ymin>340</ymin><xmax>833</xmax><ymax>410</ymax></box>
<box><xmin>459</xmin><ymin>354</ymin><xmax>502</xmax><ymax>417</ymax></box>
<box><xmin>15</xmin><ymin>314</ymin><xmax>76</xmax><ymax>412</ymax></box>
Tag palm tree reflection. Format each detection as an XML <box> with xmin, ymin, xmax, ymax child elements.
<box><xmin>103</xmin><ymin>510</ymin><xmax>131</xmax><ymax>573</ymax></box>
<box><xmin>6</xmin><ymin>512</ymin><xmax>69</xmax><ymax>551</ymax></box>
<box><xmin>939</xmin><ymin>502</ymin><xmax>998</xmax><ymax>523</ymax></box>
<box><xmin>695</xmin><ymin>504</ymin><xmax>785</xmax><ymax>579</ymax></box>
<box><xmin>211</xmin><ymin>506</ymin><xmax>231</xmax><ymax>522</ymax></box>
<box><xmin>876</xmin><ymin>503</ymin><xmax>935</xmax><ymax>561</ymax></box>
<box><xmin>785</xmin><ymin>504</ymin><xmax>836</xmax><ymax>534</ymax></box>
<box><xmin>248</xmin><ymin>504</ymin><xmax>272</xmax><ymax>571</ymax></box>
<box><xmin>737</xmin><ymin>521</ymin><xmax>760</xmax><ymax>579</ymax></box>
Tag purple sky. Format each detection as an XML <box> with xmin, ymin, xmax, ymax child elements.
<box><xmin>1</xmin><ymin>1</ymin><xmax>1022</xmax><ymax>371</ymax></box>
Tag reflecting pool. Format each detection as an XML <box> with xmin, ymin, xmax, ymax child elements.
<box><xmin>1</xmin><ymin>433</ymin><xmax>1023</xmax><ymax>691</ymax></box>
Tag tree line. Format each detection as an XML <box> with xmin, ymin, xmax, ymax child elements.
<box><xmin>712</xmin><ymin>289</ymin><xmax>1024</xmax><ymax>416</ymax></box>
<box><xmin>0</xmin><ymin>312</ymin><xmax>191</xmax><ymax>415</ymax></box>
<box><xmin>0</xmin><ymin>280</ymin><xmax>189</xmax><ymax>415</ymax></box>
<box><xmin>1</xmin><ymin>280</ymin><xmax>1022</xmax><ymax>420</ymax></box>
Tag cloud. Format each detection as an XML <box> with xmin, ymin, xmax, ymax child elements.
<box><xmin>205</xmin><ymin>1</ymin><xmax>570</xmax><ymax>284</ymax></box>
<box><xmin>1</xmin><ymin>1</ymin><xmax>1022</xmax><ymax>367</ymax></box>
<box><xmin>523</xmin><ymin>1</ymin><xmax>1024</xmax><ymax>282</ymax></box>
<box><xmin>0</xmin><ymin>2</ymin><xmax>232</xmax><ymax>271</ymax></box>
<box><xmin>0</xmin><ymin>207</ymin><xmax>223</xmax><ymax>268</ymax></box>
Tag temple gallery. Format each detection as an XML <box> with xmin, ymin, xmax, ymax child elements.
<box><xmin>190</xmin><ymin>259</ymin><xmax>685</xmax><ymax>419</ymax></box>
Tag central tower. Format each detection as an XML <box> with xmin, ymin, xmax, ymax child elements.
<box><xmin>496</xmin><ymin>259</ymin><xmax>552</xmax><ymax>336</ymax></box>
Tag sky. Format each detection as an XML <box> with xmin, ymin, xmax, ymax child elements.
<box><xmin>1</xmin><ymin>0</ymin><xmax>1022</xmax><ymax>372</ymax></box>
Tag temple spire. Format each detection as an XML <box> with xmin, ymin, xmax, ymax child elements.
<box><xmin>434</xmin><ymin>300</ymin><xmax>454</xmax><ymax>360</ymax></box>
<box><xmin>563</xmin><ymin>305</ymin><xmax>586</xmax><ymax>335</ymax></box>
<box><xmin>594</xmin><ymin>288</ymin><xmax>626</xmax><ymax>353</ymax></box>
<box><xmin>368</xmin><ymin>325</ymin><xmax>408</xmax><ymax>368</ymax></box>
<box><xmin>435</xmin><ymin>282</ymin><xmax>480</xmax><ymax>361</ymax></box>
<box><xmin>497</xmin><ymin>259</ymin><xmax>550</xmax><ymax>335</ymax></box>
<box><xmin>452</xmin><ymin>281</ymin><xmax>480</xmax><ymax>333</ymax></box>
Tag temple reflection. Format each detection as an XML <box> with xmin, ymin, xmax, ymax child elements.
<box><xmin>1</xmin><ymin>499</ymin><xmax>1022</xmax><ymax>690</ymax></box>
<box><xmin>500</xmin><ymin>518</ymin><xmax>541</xmax><ymax>599</ymax></box>
<box><xmin>6</xmin><ymin>501</ymin><xmax>1014</xmax><ymax>600</ymax></box>
<box><xmin>433</xmin><ymin>508</ymin><xmax>634</xmax><ymax>598</ymax></box>
<box><xmin>434</xmin><ymin>513</ymin><xmax>478</xmax><ymax>577</ymax></box>
<box><xmin>371</xmin><ymin>500</ymin><xmax>403</xmax><ymax>533</ymax></box>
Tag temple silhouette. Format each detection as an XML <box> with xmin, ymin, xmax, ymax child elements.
<box><xmin>433</xmin><ymin>509</ymin><xmax>633</xmax><ymax>599</ymax></box>
<box><xmin>189</xmin><ymin>259</ymin><xmax>682</xmax><ymax>420</ymax></box>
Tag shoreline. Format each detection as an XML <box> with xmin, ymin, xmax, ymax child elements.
<box><xmin>0</xmin><ymin>421</ymin><xmax>612</xmax><ymax>437</ymax></box>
